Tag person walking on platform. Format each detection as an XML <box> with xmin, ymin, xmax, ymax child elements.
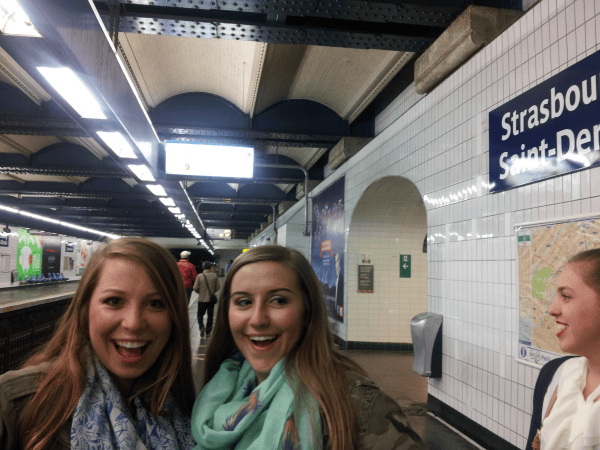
<box><xmin>178</xmin><ymin>250</ymin><xmax>197</xmax><ymax>300</ymax></box>
<box><xmin>0</xmin><ymin>237</ymin><xmax>195</xmax><ymax>450</ymax></box>
<box><xmin>194</xmin><ymin>261</ymin><xmax>220</xmax><ymax>338</ymax></box>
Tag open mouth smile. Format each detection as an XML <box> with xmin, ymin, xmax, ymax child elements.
<box><xmin>249</xmin><ymin>335</ymin><xmax>278</xmax><ymax>349</ymax></box>
<box><xmin>113</xmin><ymin>340</ymin><xmax>149</xmax><ymax>362</ymax></box>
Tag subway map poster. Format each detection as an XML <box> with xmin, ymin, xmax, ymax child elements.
<box><xmin>517</xmin><ymin>215</ymin><xmax>600</xmax><ymax>366</ymax></box>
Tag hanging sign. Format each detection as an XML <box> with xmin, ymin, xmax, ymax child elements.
<box><xmin>489</xmin><ymin>49</ymin><xmax>600</xmax><ymax>193</ymax></box>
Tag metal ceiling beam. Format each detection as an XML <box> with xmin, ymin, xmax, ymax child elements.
<box><xmin>193</xmin><ymin>197</ymin><xmax>283</xmax><ymax>205</ymax></box>
<box><xmin>0</xmin><ymin>165</ymin><xmax>128</xmax><ymax>178</ymax></box>
<box><xmin>93</xmin><ymin>1</ymin><xmax>455</xmax><ymax>51</ymax></box>
<box><xmin>0</xmin><ymin>189</ymin><xmax>155</xmax><ymax>200</ymax></box>
<box><xmin>0</xmin><ymin>116</ymin><xmax>87</xmax><ymax>137</ymax></box>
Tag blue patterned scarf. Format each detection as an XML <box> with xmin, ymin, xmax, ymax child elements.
<box><xmin>191</xmin><ymin>354</ymin><xmax>322</xmax><ymax>450</ymax></box>
<box><xmin>71</xmin><ymin>353</ymin><xmax>195</xmax><ymax>450</ymax></box>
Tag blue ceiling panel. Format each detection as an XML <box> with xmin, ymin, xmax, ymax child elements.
<box><xmin>31</xmin><ymin>143</ymin><xmax>108</xmax><ymax>167</ymax></box>
<box><xmin>253</xmin><ymin>99</ymin><xmax>348</xmax><ymax>136</ymax></box>
<box><xmin>151</xmin><ymin>92</ymin><xmax>250</xmax><ymax>130</ymax></box>
<box><xmin>187</xmin><ymin>182</ymin><xmax>237</xmax><ymax>197</ymax></box>
<box><xmin>0</xmin><ymin>82</ymin><xmax>41</xmax><ymax>116</ymax></box>
<box><xmin>237</xmin><ymin>183</ymin><xmax>284</xmax><ymax>200</ymax></box>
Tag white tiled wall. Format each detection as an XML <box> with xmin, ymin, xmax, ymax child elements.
<box><xmin>347</xmin><ymin>176</ymin><xmax>427</xmax><ymax>343</ymax></box>
<box><xmin>257</xmin><ymin>1</ymin><xmax>600</xmax><ymax>448</ymax></box>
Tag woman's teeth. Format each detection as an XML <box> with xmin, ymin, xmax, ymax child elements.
<box><xmin>557</xmin><ymin>323</ymin><xmax>567</xmax><ymax>332</ymax></box>
<box><xmin>115</xmin><ymin>340</ymin><xmax>147</xmax><ymax>348</ymax></box>
<box><xmin>250</xmin><ymin>336</ymin><xmax>276</xmax><ymax>342</ymax></box>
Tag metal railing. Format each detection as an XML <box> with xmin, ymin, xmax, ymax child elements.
<box><xmin>0</xmin><ymin>299</ymin><xmax>69</xmax><ymax>375</ymax></box>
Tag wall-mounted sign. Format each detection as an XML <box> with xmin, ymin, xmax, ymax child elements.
<box><xmin>65</xmin><ymin>243</ymin><xmax>73</xmax><ymax>252</ymax></box>
<box><xmin>400</xmin><ymin>254</ymin><xmax>411</xmax><ymax>278</ymax></box>
<box><xmin>489</xmin><ymin>49</ymin><xmax>600</xmax><ymax>193</ymax></box>
<box><xmin>358</xmin><ymin>265</ymin><xmax>374</xmax><ymax>293</ymax></box>
<box><xmin>0</xmin><ymin>235</ymin><xmax>8</xmax><ymax>247</ymax></box>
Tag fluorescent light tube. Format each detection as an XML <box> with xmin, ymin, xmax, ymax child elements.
<box><xmin>168</xmin><ymin>207</ymin><xmax>181</xmax><ymax>214</ymax></box>
<box><xmin>97</xmin><ymin>131</ymin><xmax>137</xmax><ymax>159</ymax></box>
<box><xmin>146</xmin><ymin>184</ymin><xmax>167</xmax><ymax>196</ymax></box>
<box><xmin>37</xmin><ymin>67</ymin><xmax>106</xmax><ymax>119</ymax></box>
<box><xmin>0</xmin><ymin>0</ymin><xmax>41</xmax><ymax>36</ymax></box>
<box><xmin>159</xmin><ymin>197</ymin><xmax>175</xmax><ymax>207</ymax></box>
<box><xmin>128</xmin><ymin>164</ymin><xmax>155</xmax><ymax>181</ymax></box>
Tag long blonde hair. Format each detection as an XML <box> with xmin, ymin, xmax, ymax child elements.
<box><xmin>204</xmin><ymin>245</ymin><xmax>366</xmax><ymax>450</ymax></box>
<box><xmin>19</xmin><ymin>237</ymin><xmax>195</xmax><ymax>450</ymax></box>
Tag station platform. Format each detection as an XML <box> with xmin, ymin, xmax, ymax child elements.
<box><xmin>189</xmin><ymin>295</ymin><xmax>485</xmax><ymax>450</ymax></box>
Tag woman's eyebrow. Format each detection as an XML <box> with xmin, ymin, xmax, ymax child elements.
<box><xmin>230</xmin><ymin>288</ymin><xmax>294</xmax><ymax>296</ymax></box>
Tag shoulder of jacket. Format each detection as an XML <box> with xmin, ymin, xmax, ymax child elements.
<box><xmin>0</xmin><ymin>362</ymin><xmax>51</xmax><ymax>402</ymax></box>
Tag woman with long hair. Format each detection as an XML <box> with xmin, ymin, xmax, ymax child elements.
<box><xmin>192</xmin><ymin>245</ymin><xmax>425</xmax><ymax>450</ymax></box>
<box><xmin>0</xmin><ymin>237</ymin><xmax>196</xmax><ymax>450</ymax></box>
<box><xmin>527</xmin><ymin>248</ymin><xmax>600</xmax><ymax>450</ymax></box>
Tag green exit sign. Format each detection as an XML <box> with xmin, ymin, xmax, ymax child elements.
<box><xmin>400</xmin><ymin>255</ymin><xmax>411</xmax><ymax>278</ymax></box>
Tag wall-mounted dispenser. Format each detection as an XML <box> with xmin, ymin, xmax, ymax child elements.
<box><xmin>411</xmin><ymin>312</ymin><xmax>442</xmax><ymax>377</ymax></box>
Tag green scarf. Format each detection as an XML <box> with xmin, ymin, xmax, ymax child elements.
<box><xmin>191</xmin><ymin>354</ymin><xmax>322</xmax><ymax>450</ymax></box>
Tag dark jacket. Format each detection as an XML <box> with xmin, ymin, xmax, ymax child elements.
<box><xmin>323</xmin><ymin>371</ymin><xmax>425</xmax><ymax>450</ymax></box>
<box><xmin>0</xmin><ymin>363</ymin><xmax>70</xmax><ymax>450</ymax></box>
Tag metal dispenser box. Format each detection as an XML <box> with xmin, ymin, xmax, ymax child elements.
<box><xmin>411</xmin><ymin>312</ymin><xmax>442</xmax><ymax>377</ymax></box>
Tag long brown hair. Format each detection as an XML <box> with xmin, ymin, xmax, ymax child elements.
<box><xmin>203</xmin><ymin>245</ymin><xmax>366</xmax><ymax>450</ymax></box>
<box><xmin>19</xmin><ymin>237</ymin><xmax>195</xmax><ymax>450</ymax></box>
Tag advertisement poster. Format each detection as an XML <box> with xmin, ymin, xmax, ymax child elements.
<box><xmin>41</xmin><ymin>235</ymin><xmax>61</xmax><ymax>275</ymax></box>
<box><xmin>17</xmin><ymin>228</ymin><xmax>42</xmax><ymax>280</ymax></box>
<box><xmin>311</xmin><ymin>176</ymin><xmax>345</xmax><ymax>322</ymax></box>
<box><xmin>77</xmin><ymin>241</ymin><xmax>92</xmax><ymax>276</ymax></box>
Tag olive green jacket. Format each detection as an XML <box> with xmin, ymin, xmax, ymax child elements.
<box><xmin>0</xmin><ymin>363</ymin><xmax>70</xmax><ymax>450</ymax></box>
<box><xmin>324</xmin><ymin>371</ymin><xmax>426</xmax><ymax>450</ymax></box>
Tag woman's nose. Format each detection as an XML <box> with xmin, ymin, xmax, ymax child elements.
<box><xmin>121</xmin><ymin>305</ymin><xmax>145</xmax><ymax>330</ymax></box>
<box><xmin>548</xmin><ymin>297</ymin><xmax>560</xmax><ymax>317</ymax></box>
<box><xmin>249</xmin><ymin>303</ymin><xmax>269</xmax><ymax>327</ymax></box>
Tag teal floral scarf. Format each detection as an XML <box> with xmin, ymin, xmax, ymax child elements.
<box><xmin>191</xmin><ymin>354</ymin><xmax>321</xmax><ymax>450</ymax></box>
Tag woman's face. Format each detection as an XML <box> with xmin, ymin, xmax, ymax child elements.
<box><xmin>228</xmin><ymin>261</ymin><xmax>305</xmax><ymax>384</ymax></box>
<box><xmin>549</xmin><ymin>263</ymin><xmax>600</xmax><ymax>356</ymax></box>
<box><xmin>88</xmin><ymin>258</ymin><xmax>172</xmax><ymax>395</ymax></box>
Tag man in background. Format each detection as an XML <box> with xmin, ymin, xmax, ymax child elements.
<box><xmin>177</xmin><ymin>250</ymin><xmax>197</xmax><ymax>300</ymax></box>
<box><xmin>194</xmin><ymin>261</ymin><xmax>220</xmax><ymax>338</ymax></box>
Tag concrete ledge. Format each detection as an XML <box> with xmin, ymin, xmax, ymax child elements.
<box><xmin>415</xmin><ymin>5</ymin><xmax>522</xmax><ymax>95</ymax></box>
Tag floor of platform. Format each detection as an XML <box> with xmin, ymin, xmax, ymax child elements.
<box><xmin>189</xmin><ymin>296</ymin><xmax>485</xmax><ymax>450</ymax></box>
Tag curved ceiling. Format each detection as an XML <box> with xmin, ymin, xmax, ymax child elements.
<box><xmin>0</xmin><ymin>0</ymin><xmax>522</xmax><ymax>245</ymax></box>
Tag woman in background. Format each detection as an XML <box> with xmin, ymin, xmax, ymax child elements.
<box><xmin>192</xmin><ymin>245</ymin><xmax>425</xmax><ymax>450</ymax></box>
<box><xmin>0</xmin><ymin>237</ymin><xmax>195</xmax><ymax>450</ymax></box>
<box><xmin>527</xmin><ymin>248</ymin><xmax>600</xmax><ymax>450</ymax></box>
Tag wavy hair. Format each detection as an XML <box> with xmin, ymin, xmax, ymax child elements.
<box><xmin>203</xmin><ymin>245</ymin><xmax>365</xmax><ymax>450</ymax></box>
<box><xmin>568</xmin><ymin>248</ymin><xmax>600</xmax><ymax>295</ymax></box>
<box><xmin>19</xmin><ymin>237</ymin><xmax>195</xmax><ymax>450</ymax></box>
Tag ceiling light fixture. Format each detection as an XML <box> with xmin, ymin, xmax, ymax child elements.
<box><xmin>127</xmin><ymin>164</ymin><xmax>155</xmax><ymax>181</ymax></box>
<box><xmin>168</xmin><ymin>207</ymin><xmax>181</xmax><ymax>214</ymax></box>
<box><xmin>159</xmin><ymin>197</ymin><xmax>175</xmax><ymax>207</ymax></box>
<box><xmin>0</xmin><ymin>0</ymin><xmax>42</xmax><ymax>36</ymax></box>
<box><xmin>146</xmin><ymin>184</ymin><xmax>167</xmax><ymax>196</ymax></box>
<box><xmin>97</xmin><ymin>131</ymin><xmax>137</xmax><ymax>158</ymax></box>
<box><xmin>37</xmin><ymin>67</ymin><xmax>106</xmax><ymax>119</ymax></box>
